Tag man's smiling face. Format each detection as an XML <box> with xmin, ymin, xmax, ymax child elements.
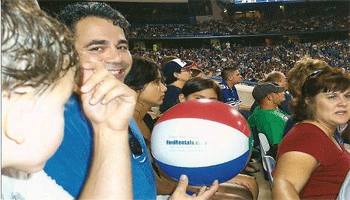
<box><xmin>74</xmin><ymin>16</ymin><xmax>132</xmax><ymax>82</ymax></box>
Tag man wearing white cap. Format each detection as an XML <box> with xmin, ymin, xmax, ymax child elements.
<box><xmin>160</xmin><ymin>58</ymin><xmax>194</xmax><ymax>113</ymax></box>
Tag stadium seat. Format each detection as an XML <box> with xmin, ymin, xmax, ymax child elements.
<box><xmin>262</xmin><ymin>155</ymin><xmax>275</xmax><ymax>186</ymax></box>
<box><xmin>258</xmin><ymin>133</ymin><xmax>275</xmax><ymax>187</ymax></box>
<box><xmin>258</xmin><ymin>133</ymin><xmax>270</xmax><ymax>156</ymax></box>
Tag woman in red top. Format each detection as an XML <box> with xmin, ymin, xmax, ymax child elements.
<box><xmin>272</xmin><ymin>66</ymin><xmax>350</xmax><ymax>199</ymax></box>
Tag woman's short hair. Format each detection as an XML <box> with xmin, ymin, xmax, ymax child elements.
<box><xmin>181</xmin><ymin>77</ymin><xmax>222</xmax><ymax>102</ymax></box>
<box><xmin>291</xmin><ymin>67</ymin><xmax>350</xmax><ymax>122</ymax></box>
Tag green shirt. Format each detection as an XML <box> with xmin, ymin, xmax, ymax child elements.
<box><xmin>248</xmin><ymin>107</ymin><xmax>289</xmax><ymax>145</ymax></box>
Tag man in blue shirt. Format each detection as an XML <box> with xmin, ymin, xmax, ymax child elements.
<box><xmin>45</xmin><ymin>93</ymin><xmax>157</xmax><ymax>199</ymax></box>
<box><xmin>219</xmin><ymin>67</ymin><xmax>243</xmax><ymax>109</ymax></box>
<box><xmin>44</xmin><ymin>2</ymin><xmax>218</xmax><ymax>199</ymax></box>
<box><xmin>43</xmin><ymin>2</ymin><xmax>156</xmax><ymax>199</ymax></box>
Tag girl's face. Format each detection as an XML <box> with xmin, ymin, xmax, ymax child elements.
<box><xmin>312</xmin><ymin>88</ymin><xmax>350</xmax><ymax>129</ymax></box>
<box><xmin>179</xmin><ymin>88</ymin><xmax>218</xmax><ymax>103</ymax></box>
<box><xmin>138</xmin><ymin>73</ymin><xmax>167</xmax><ymax>107</ymax></box>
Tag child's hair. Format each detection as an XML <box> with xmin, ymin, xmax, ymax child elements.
<box><xmin>1</xmin><ymin>0</ymin><xmax>77</xmax><ymax>93</ymax></box>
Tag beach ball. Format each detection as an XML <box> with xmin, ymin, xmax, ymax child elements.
<box><xmin>151</xmin><ymin>99</ymin><xmax>252</xmax><ymax>186</ymax></box>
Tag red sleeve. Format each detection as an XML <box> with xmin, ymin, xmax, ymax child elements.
<box><xmin>277</xmin><ymin>123</ymin><xmax>335</xmax><ymax>164</ymax></box>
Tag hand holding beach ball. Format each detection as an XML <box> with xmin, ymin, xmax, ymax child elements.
<box><xmin>151</xmin><ymin>99</ymin><xmax>252</xmax><ymax>186</ymax></box>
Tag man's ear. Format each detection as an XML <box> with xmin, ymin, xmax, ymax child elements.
<box><xmin>178</xmin><ymin>94</ymin><xmax>186</xmax><ymax>103</ymax></box>
<box><xmin>266</xmin><ymin>93</ymin><xmax>273</xmax><ymax>101</ymax></box>
<box><xmin>173</xmin><ymin>72</ymin><xmax>180</xmax><ymax>79</ymax></box>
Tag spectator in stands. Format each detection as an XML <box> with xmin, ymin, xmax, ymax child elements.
<box><xmin>160</xmin><ymin>58</ymin><xmax>193</xmax><ymax>113</ymax></box>
<box><xmin>263</xmin><ymin>71</ymin><xmax>292</xmax><ymax>114</ymax></box>
<box><xmin>179</xmin><ymin>77</ymin><xmax>222</xmax><ymax>102</ymax></box>
<box><xmin>2</xmin><ymin>0</ymin><xmax>78</xmax><ymax>198</ymax></box>
<box><xmin>244</xmin><ymin>68</ymin><xmax>256</xmax><ymax>82</ymax></box>
<box><xmin>43</xmin><ymin>2</ymin><xmax>219</xmax><ymax>200</ymax></box>
<box><xmin>283</xmin><ymin>57</ymin><xmax>332</xmax><ymax>135</ymax></box>
<box><xmin>250</xmin><ymin>71</ymin><xmax>292</xmax><ymax>115</ymax></box>
<box><xmin>132</xmin><ymin>38</ymin><xmax>350</xmax><ymax>80</ymax></box>
<box><xmin>190</xmin><ymin>68</ymin><xmax>205</xmax><ymax>78</ymax></box>
<box><xmin>160</xmin><ymin>55</ymin><xmax>178</xmax><ymax>70</ymax></box>
<box><xmin>248</xmin><ymin>83</ymin><xmax>289</xmax><ymax>158</ymax></box>
<box><xmin>273</xmin><ymin>67</ymin><xmax>350</xmax><ymax>199</ymax></box>
<box><xmin>178</xmin><ymin>77</ymin><xmax>260</xmax><ymax>200</ymax></box>
<box><xmin>2</xmin><ymin>1</ymin><xmax>136</xmax><ymax>199</ymax></box>
<box><xmin>42</xmin><ymin>2</ymin><xmax>141</xmax><ymax>199</ymax></box>
<box><xmin>184</xmin><ymin>61</ymin><xmax>204</xmax><ymax>78</ymax></box>
<box><xmin>125</xmin><ymin>57</ymin><xmax>167</xmax><ymax>146</ymax></box>
<box><xmin>130</xmin><ymin>4</ymin><xmax>349</xmax><ymax>39</ymax></box>
<box><xmin>126</xmin><ymin>59</ymin><xmax>261</xmax><ymax>199</ymax></box>
<box><xmin>219</xmin><ymin>67</ymin><xmax>244</xmax><ymax>110</ymax></box>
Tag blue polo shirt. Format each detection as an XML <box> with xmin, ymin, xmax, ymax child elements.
<box><xmin>44</xmin><ymin>93</ymin><xmax>156</xmax><ymax>200</ymax></box>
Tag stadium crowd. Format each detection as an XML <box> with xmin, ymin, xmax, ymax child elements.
<box><xmin>131</xmin><ymin>14</ymin><xmax>349</xmax><ymax>38</ymax></box>
<box><xmin>132</xmin><ymin>38</ymin><xmax>350</xmax><ymax>82</ymax></box>
<box><xmin>4</xmin><ymin>0</ymin><xmax>350</xmax><ymax>200</ymax></box>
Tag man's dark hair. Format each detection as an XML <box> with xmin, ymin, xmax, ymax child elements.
<box><xmin>58</xmin><ymin>2</ymin><xmax>130</xmax><ymax>38</ymax></box>
<box><xmin>221</xmin><ymin>67</ymin><xmax>239</xmax><ymax>81</ymax></box>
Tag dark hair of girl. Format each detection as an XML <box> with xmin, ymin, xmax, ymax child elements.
<box><xmin>124</xmin><ymin>57</ymin><xmax>161</xmax><ymax>91</ymax></box>
<box><xmin>181</xmin><ymin>77</ymin><xmax>223</xmax><ymax>102</ymax></box>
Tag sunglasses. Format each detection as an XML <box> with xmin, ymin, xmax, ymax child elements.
<box><xmin>128</xmin><ymin>127</ymin><xmax>143</xmax><ymax>158</ymax></box>
<box><xmin>129</xmin><ymin>127</ymin><xmax>161</xmax><ymax>176</ymax></box>
<box><xmin>301</xmin><ymin>70</ymin><xmax>326</xmax><ymax>95</ymax></box>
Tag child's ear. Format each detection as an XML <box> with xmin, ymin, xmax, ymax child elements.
<box><xmin>178</xmin><ymin>94</ymin><xmax>186</xmax><ymax>103</ymax></box>
<box><xmin>2</xmin><ymin>86</ymin><xmax>35</xmax><ymax>144</ymax></box>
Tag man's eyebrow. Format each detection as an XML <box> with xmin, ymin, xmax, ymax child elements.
<box><xmin>119</xmin><ymin>39</ymin><xmax>129</xmax><ymax>45</ymax></box>
<box><xmin>84</xmin><ymin>40</ymin><xmax>108</xmax><ymax>48</ymax></box>
<box><xmin>84</xmin><ymin>39</ymin><xmax>129</xmax><ymax>48</ymax></box>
